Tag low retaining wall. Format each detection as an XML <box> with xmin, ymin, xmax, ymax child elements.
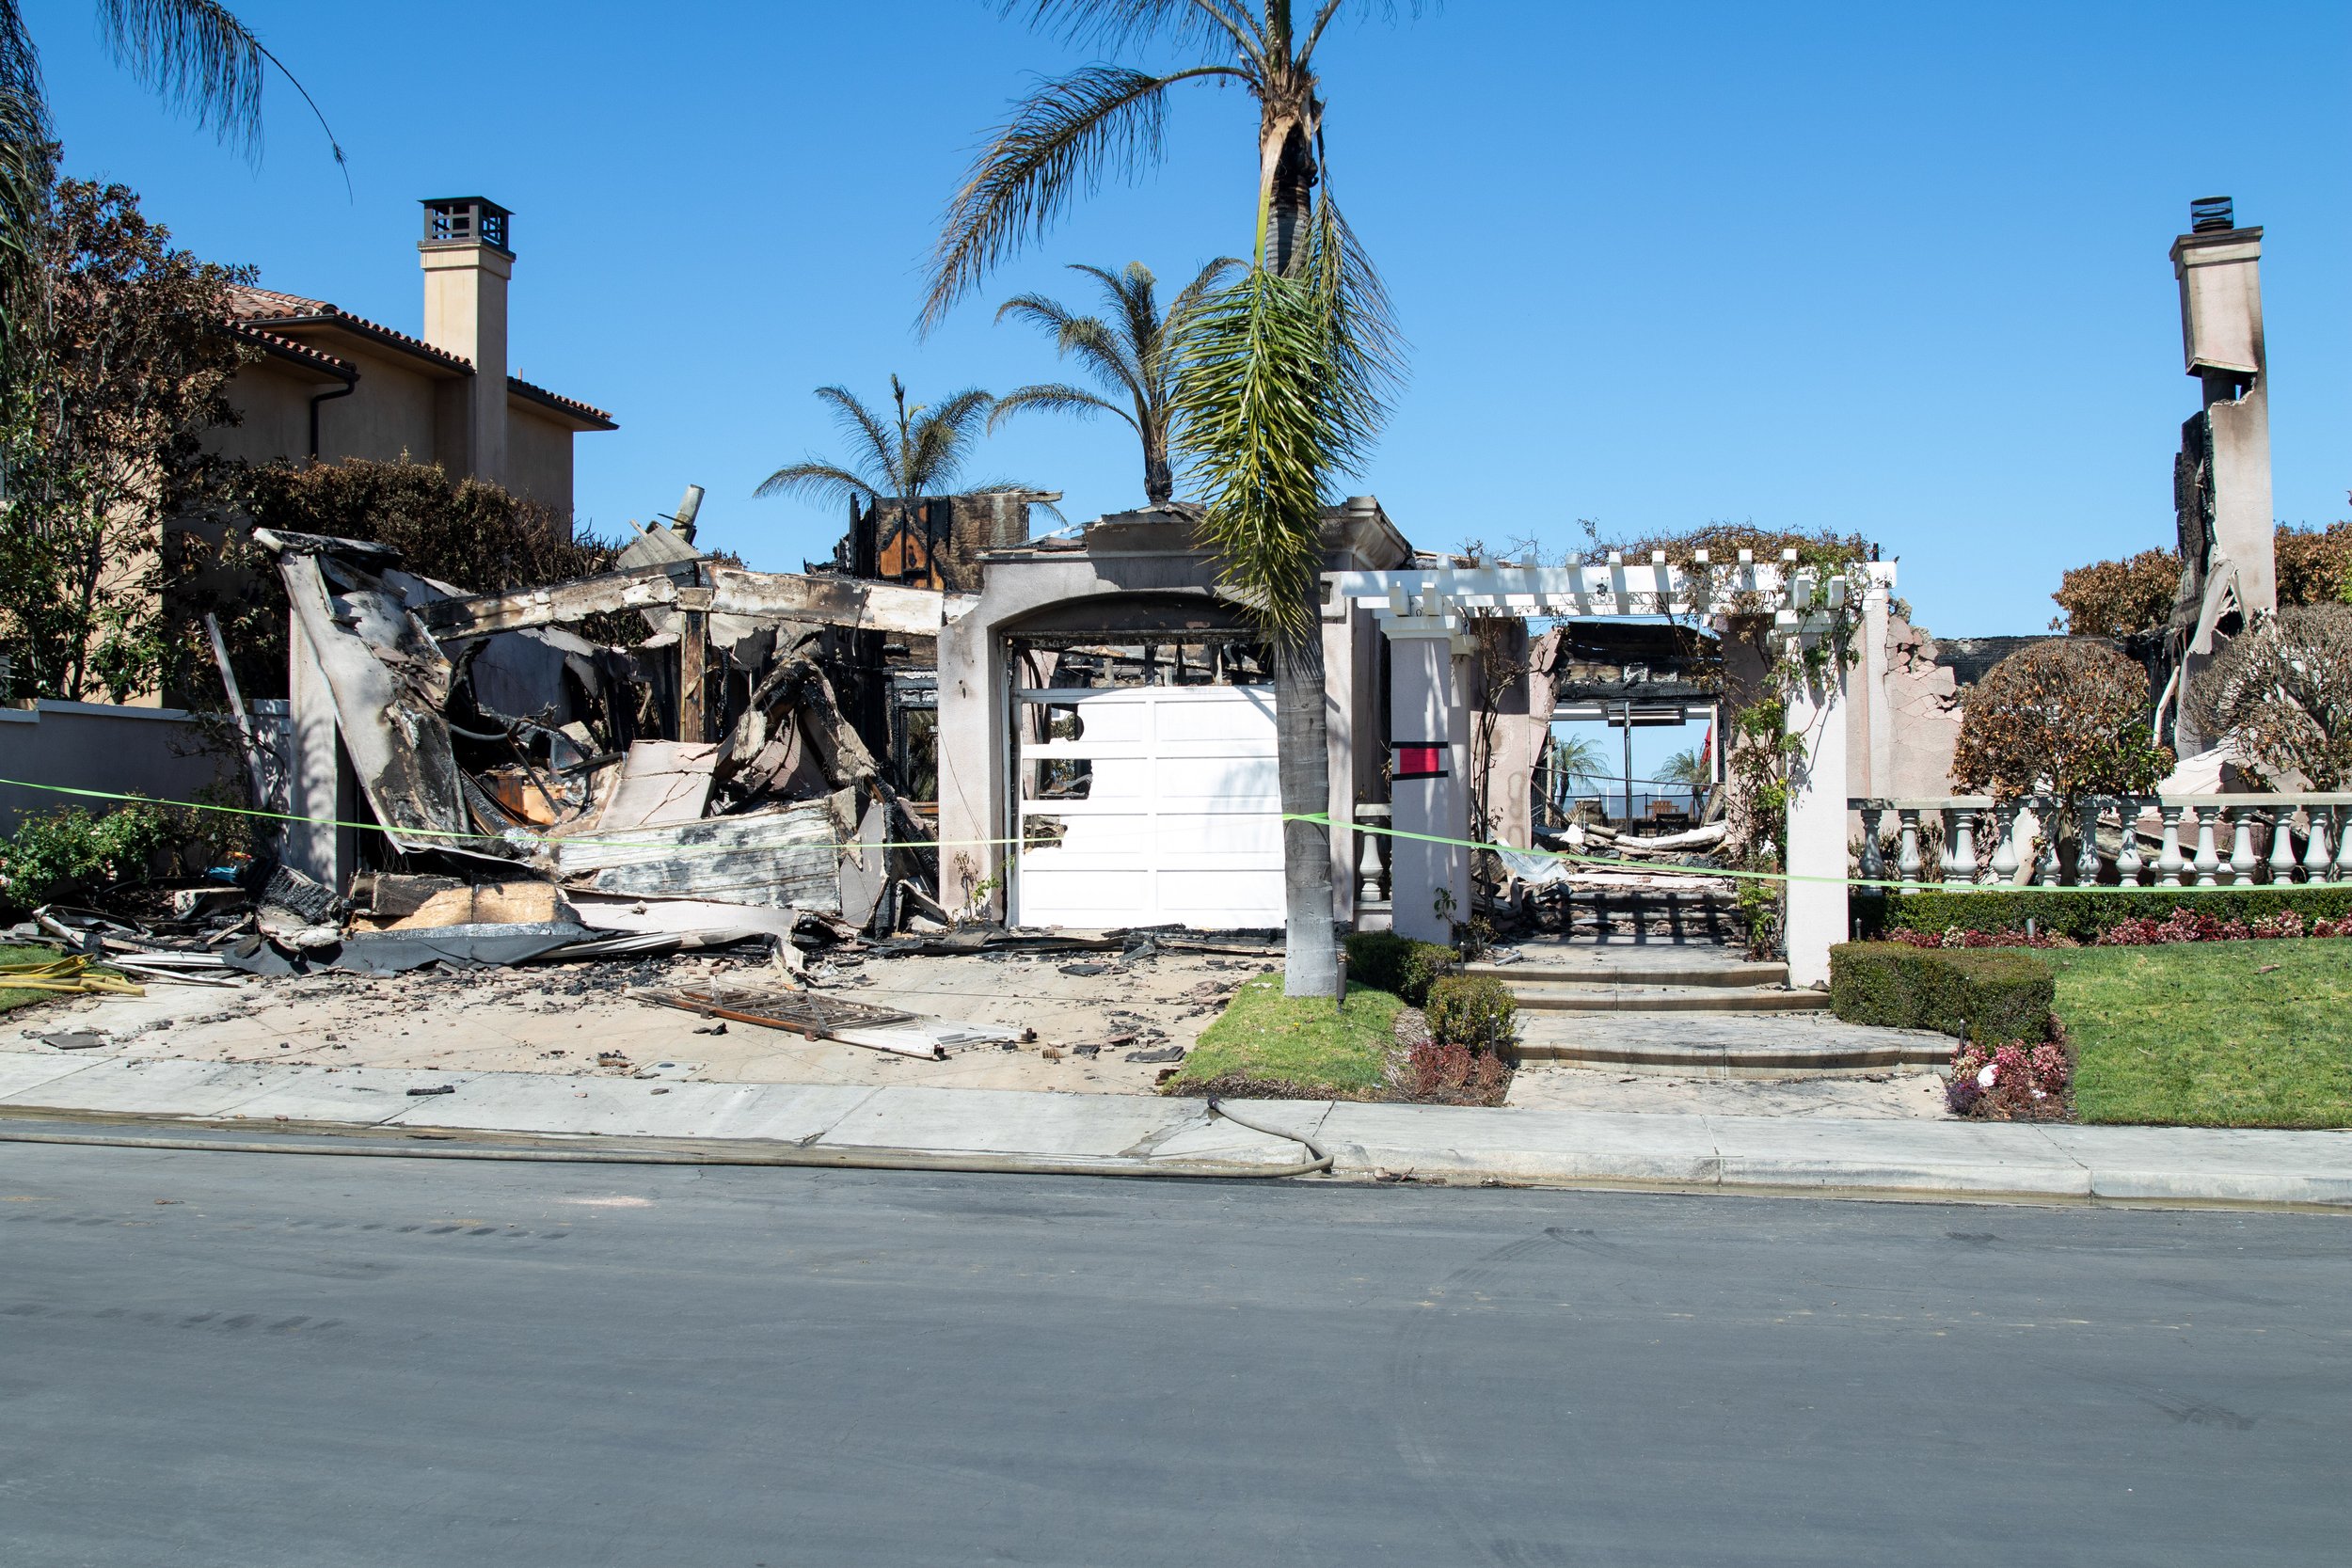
<box><xmin>0</xmin><ymin>700</ymin><xmax>233</xmax><ymax>837</ymax></box>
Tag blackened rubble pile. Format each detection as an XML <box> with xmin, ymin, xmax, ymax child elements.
<box><xmin>260</xmin><ymin>515</ymin><xmax>961</xmax><ymax>974</ymax></box>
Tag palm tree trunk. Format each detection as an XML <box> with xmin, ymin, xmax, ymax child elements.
<box><xmin>1142</xmin><ymin>437</ymin><xmax>1173</xmax><ymax>505</ymax></box>
<box><xmin>1258</xmin><ymin>106</ymin><xmax>1317</xmax><ymax>277</ymax></box>
<box><xmin>1259</xmin><ymin>99</ymin><xmax>1341</xmax><ymax>998</ymax></box>
<box><xmin>1273</xmin><ymin>630</ymin><xmax>1339</xmax><ymax>995</ymax></box>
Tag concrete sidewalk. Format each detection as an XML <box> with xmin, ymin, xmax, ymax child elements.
<box><xmin>2</xmin><ymin>1050</ymin><xmax>2349</xmax><ymax>1208</ymax></box>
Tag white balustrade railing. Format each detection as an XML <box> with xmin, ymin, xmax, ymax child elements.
<box><xmin>1849</xmin><ymin>795</ymin><xmax>2352</xmax><ymax>891</ymax></box>
<box><xmin>1353</xmin><ymin>804</ymin><xmax>1393</xmax><ymax>908</ymax></box>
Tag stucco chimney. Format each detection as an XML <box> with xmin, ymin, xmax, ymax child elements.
<box><xmin>419</xmin><ymin>197</ymin><xmax>513</xmax><ymax>486</ymax></box>
<box><xmin>2169</xmin><ymin>195</ymin><xmax>2276</xmax><ymax>637</ymax></box>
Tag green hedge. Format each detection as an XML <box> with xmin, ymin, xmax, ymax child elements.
<box><xmin>1343</xmin><ymin>931</ymin><xmax>1455</xmax><ymax>1006</ymax></box>
<box><xmin>1862</xmin><ymin>885</ymin><xmax>2352</xmax><ymax>942</ymax></box>
<box><xmin>1829</xmin><ymin>942</ymin><xmax>2055</xmax><ymax>1044</ymax></box>
<box><xmin>1425</xmin><ymin>974</ymin><xmax>1517</xmax><ymax>1049</ymax></box>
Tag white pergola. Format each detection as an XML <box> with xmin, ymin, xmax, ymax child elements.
<box><xmin>1327</xmin><ymin>550</ymin><xmax>1900</xmax><ymax>987</ymax></box>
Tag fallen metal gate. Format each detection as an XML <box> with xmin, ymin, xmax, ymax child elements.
<box><xmin>1011</xmin><ymin>685</ymin><xmax>1282</xmax><ymax>930</ymax></box>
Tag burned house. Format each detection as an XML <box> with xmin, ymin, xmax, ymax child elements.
<box><xmin>269</xmin><ymin>491</ymin><xmax>1422</xmax><ymax>945</ymax></box>
<box><xmin>274</xmin><ymin>506</ymin><xmax>961</xmax><ymax>959</ymax></box>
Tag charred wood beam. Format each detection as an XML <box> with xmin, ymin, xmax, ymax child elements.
<box><xmin>418</xmin><ymin>559</ymin><xmax>705</xmax><ymax>640</ymax></box>
<box><xmin>707</xmin><ymin>566</ymin><xmax>970</xmax><ymax>638</ymax></box>
<box><xmin>676</xmin><ymin>586</ymin><xmax>711</xmax><ymax>745</ymax></box>
<box><xmin>419</xmin><ymin>562</ymin><xmax>968</xmax><ymax>641</ymax></box>
<box><xmin>252</xmin><ymin>527</ymin><xmax>404</xmax><ymax>565</ymax></box>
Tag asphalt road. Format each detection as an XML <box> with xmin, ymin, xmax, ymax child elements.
<box><xmin>2</xmin><ymin>1134</ymin><xmax>2346</xmax><ymax>1567</ymax></box>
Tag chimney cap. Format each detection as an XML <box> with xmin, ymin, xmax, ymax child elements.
<box><xmin>421</xmin><ymin>197</ymin><xmax>513</xmax><ymax>256</ymax></box>
<box><xmin>2189</xmin><ymin>195</ymin><xmax>2235</xmax><ymax>233</ymax></box>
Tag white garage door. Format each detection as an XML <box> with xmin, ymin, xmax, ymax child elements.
<box><xmin>1012</xmin><ymin>685</ymin><xmax>1283</xmax><ymax>930</ymax></box>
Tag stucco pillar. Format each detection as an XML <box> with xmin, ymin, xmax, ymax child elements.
<box><xmin>284</xmin><ymin>617</ymin><xmax>356</xmax><ymax>894</ymax></box>
<box><xmin>1861</xmin><ymin>582</ymin><xmax>1892</xmax><ymax>799</ymax></box>
<box><xmin>1322</xmin><ymin>607</ymin><xmax>1357</xmax><ymax>925</ymax></box>
<box><xmin>933</xmin><ymin>609</ymin><xmax>1003</xmax><ymax>920</ymax></box>
<box><xmin>1784</xmin><ymin>653</ymin><xmax>1851</xmax><ymax>990</ymax></box>
<box><xmin>1388</xmin><ymin>624</ymin><xmax>1468</xmax><ymax>943</ymax></box>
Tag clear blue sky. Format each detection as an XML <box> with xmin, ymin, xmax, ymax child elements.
<box><xmin>27</xmin><ymin>0</ymin><xmax>2352</xmax><ymax>643</ymax></box>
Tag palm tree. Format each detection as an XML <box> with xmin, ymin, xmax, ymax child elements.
<box><xmin>1</xmin><ymin>2</ymin><xmax>342</xmax><ymax>377</ymax></box>
<box><xmin>756</xmin><ymin>375</ymin><xmax>998</xmax><ymax>514</ymax></box>
<box><xmin>755</xmin><ymin>375</ymin><xmax>1049</xmax><ymax>577</ymax></box>
<box><xmin>990</xmin><ymin>257</ymin><xmax>1240</xmax><ymax>505</ymax></box>
<box><xmin>1657</xmin><ymin>746</ymin><xmax>1711</xmax><ymax>812</ymax></box>
<box><xmin>1542</xmin><ymin>734</ymin><xmax>1604</xmax><ymax>817</ymax></box>
<box><xmin>926</xmin><ymin>1</ymin><xmax>1412</xmax><ymax>997</ymax></box>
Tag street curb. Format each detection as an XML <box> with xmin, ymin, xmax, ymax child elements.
<box><xmin>3</xmin><ymin>1055</ymin><xmax>2349</xmax><ymax>1212</ymax></box>
<box><xmin>5</xmin><ymin>1101</ymin><xmax>2350</xmax><ymax>1213</ymax></box>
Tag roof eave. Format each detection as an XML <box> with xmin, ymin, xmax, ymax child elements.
<box><xmin>236</xmin><ymin>312</ymin><xmax>473</xmax><ymax>377</ymax></box>
<box><xmin>506</xmin><ymin>376</ymin><xmax>616</xmax><ymax>432</ymax></box>
<box><xmin>229</xmin><ymin>323</ymin><xmax>359</xmax><ymax>384</ymax></box>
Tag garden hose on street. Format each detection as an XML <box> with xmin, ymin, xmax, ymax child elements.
<box><xmin>1205</xmin><ymin>1096</ymin><xmax>1335</xmax><ymax>1174</ymax></box>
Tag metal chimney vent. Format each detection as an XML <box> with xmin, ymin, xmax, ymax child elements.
<box><xmin>2190</xmin><ymin>196</ymin><xmax>2234</xmax><ymax>234</ymax></box>
<box><xmin>421</xmin><ymin>197</ymin><xmax>513</xmax><ymax>256</ymax></box>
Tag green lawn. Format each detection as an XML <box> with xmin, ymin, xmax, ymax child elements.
<box><xmin>2049</xmin><ymin>940</ymin><xmax>2352</xmax><ymax>1128</ymax></box>
<box><xmin>0</xmin><ymin>942</ymin><xmax>61</xmax><ymax>1016</ymax></box>
<box><xmin>1163</xmin><ymin>974</ymin><xmax>1404</xmax><ymax>1099</ymax></box>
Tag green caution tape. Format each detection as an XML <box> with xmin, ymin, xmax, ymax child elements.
<box><xmin>0</xmin><ymin>772</ymin><xmax>2282</xmax><ymax>895</ymax></box>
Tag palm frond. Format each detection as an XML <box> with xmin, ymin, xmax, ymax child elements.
<box><xmin>921</xmin><ymin>61</ymin><xmax>1247</xmax><ymax>329</ymax></box>
<box><xmin>1303</xmin><ymin>182</ymin><xmax>1404</xmax><ymax>436</ymax></box>
<box><xmin>810</xmin><ymin>384</ymin><xmax>898</xmax><ymax>491</ymax></box>
<box><xmin>1168</xmin><ymin>255</ymin><xmax>1248</xmax><ymax>319</ymax></box>
<box><xmin>1551</xmin><ymin>735</ymin><xmax>1604</xmax><ymax>784</ymax></box>
<box><xmin>993</xmin><ymin>290</ymin><xmax>1085</xmax><ymax>337</ymax></box>
<box><xmin>990</xmin><ymin>382</ymin><xmax>1134</xmax><ymax>433</ymax></box>
<box><xmin>1171</xmin><ymin>195</ymin><xmax>1394</xmax><ymax>645</ymax></box>
<box><xmin>95</xmin><ymin>0</ymin><xmax>264</xmax><ymax>150</ymax></box>
<box><xmin>1158</xmin><ymin>254</ymin><xmax>1247</xmax><ymax>382</ymax></box>
<box><xmin>0</xmin><ymin>5</ymin><xmax>54</xmax><ymax>379</ymax></box>
<box><xmin>1106</xmin><ymin>261</ymin><xmax>1167</xmax><ymax>386</ymax></box>
<box><xmin>905</xmin><ymin>387</ymin><xmax>997</xmax><ymax>494</ymax></box>
<box><xmin>1169</xmin><ymin>268</ymin><xmax>1339</xmax><ymax>645</ymax></box>
<box><xmin>753</xmin><ymin>460</ymin><xmax>880</xmax><ymax>509</ymax></box>
<box><xmin>1006</xmin><ymin>0</ymin><xmax>1267</xmax><ymax>68</ymax></box>
<box><xmin>927</xmin><ymin>387</ymin><xmax>999</xmax><ymax>440</ymax></box>
<box><xmin>761</xmin><ymin>377</ymin><xmax>1013</xmax><ymax>515</ymax></box>
<box><xmin>1055</xmin><ymin>309</ymin><xmax>1145</xmax><ymax>396</ymax></box>
<box><xmin>1299</xmin><ymin>0</ymin><xmax>1426</xmax><ymax>65</ymax></box>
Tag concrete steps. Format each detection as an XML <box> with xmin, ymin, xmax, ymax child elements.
<box><xmin>1510</xmin><ymin>1014</ymin><xmax>1948</xmax><ymax>1076</ymax></box>
<box><xmin>1465</xmin><ymin>958</ymin><xmax>1789</xmax><ymax>990</ymax></box>
<box><xmin>1505</xmin><ymin>985</ymin><xmax>1829</xmax><ymax>1015</ymax></box>
<box><xmin>1473</xmin><ymin>940</ymin><xmax>1913</xmax><ymax>1075</ymax></box>
<box><xmin>1471</xmin><ymin>952</ymin><xmax>1824</xmax><ymax>1016</ymax></box>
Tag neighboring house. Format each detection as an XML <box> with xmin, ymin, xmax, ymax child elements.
<box><xmin>215</xmin><ymin>197</ymin><xmax>614</xmax><ymax>518</ymax></box>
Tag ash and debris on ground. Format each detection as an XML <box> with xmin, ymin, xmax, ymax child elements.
<box><xmin>10</xmin><ymin>922</ymin><xmax>1274</xmax><ymax>1098</ymax></box>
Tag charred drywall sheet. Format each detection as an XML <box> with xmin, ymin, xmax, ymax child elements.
<box><xmin>281</xmin><ymin>550</ymin><xmax>487</xmax><ymax>861</ymax></box>
<box><xmin>273</xmin><ymin>531</ymin><xmax>951</xmax><ymax>931</ymax></box>
<box><xmin>550</xmin><ymin>796</ymin><xmax>849</xmax><ymax>911</ymax></box>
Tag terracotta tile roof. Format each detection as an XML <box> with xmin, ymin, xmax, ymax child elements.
<box><xmin>228</xmin><ymin>320</ymin><xmax>358</xmax><ymax>379</ymax></box>
<box><xmin>507</xmin><ymin>374</ymin><xmax>615</xmax><ymax>429</ymax></box>
<box><xmin>224</xmin><ymin>282</ymin><xmax>472</xmax><ymax>373</ymax></box>
<box><xmin>225</xmin><ymin>282</ymin><xmax>615</xmax><ymax>429</ymax></box>
<box><xmin>227</xmin><ymin>283</ymin><xmax>334</xmax><ymax>318</ymax></box>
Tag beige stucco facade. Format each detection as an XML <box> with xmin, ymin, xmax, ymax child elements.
<box><xmin>214</xmin><ymin>198</ymin><xmax>613</xmax><ymax>519</ymax></box>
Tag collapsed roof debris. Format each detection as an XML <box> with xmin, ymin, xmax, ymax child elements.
<box><xmin>257</xmin><ymin>508</ymin><xmax>970</xmax><ymax>967</ymax></box>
